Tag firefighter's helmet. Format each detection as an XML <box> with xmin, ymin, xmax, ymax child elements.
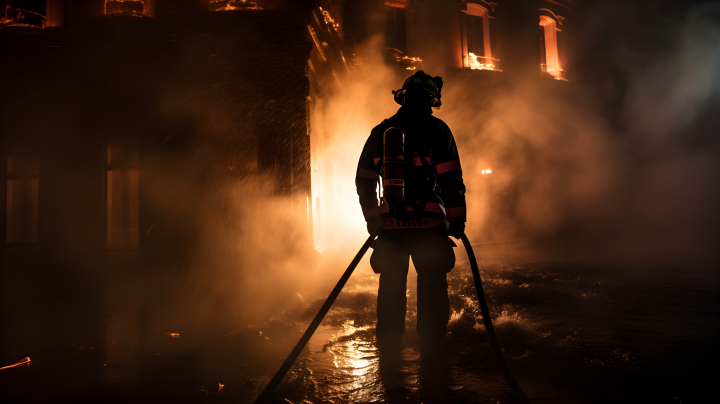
<box><xmin>392</xmin><ymin>70</ymin><xmax>443</xmax><ymax>108</ymax></box>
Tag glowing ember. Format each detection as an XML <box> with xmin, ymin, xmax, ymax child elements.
<box><xmin>165</xmin><ymin>333</ymin><xmax>180</xmax><ymax>338</ymax></box>
<box><xmin>396</xmin><ymin>55</ymin><xmax>422</xmax><ymax>64</ymax></box>
<box><xmin>467</xmin><ymin>52</ymin><xmax>499</xmax><ymax>71</ymax></box>
<box><xmin>218</xmin><ymin>383</ymin><xmax>225</xmax><ymax>393</ymax></box>
<box><xmin>388</xmin><ymin>48</ymin><xmax>422</xmax><ymax>70</ymax></box>
<box><xmin>319</xmin><ymin>7</ymin><xmax>339</xmax><ymax>32</ymax></box>
<box><xmin>209</xmin><ymin>0</ymin><xmax>262</xmax><ymax>11</ymax></box>
<box><xmin>0</xmin><ymin>357</ymin><xmax>31</xmax><ymax>370</ymax></box>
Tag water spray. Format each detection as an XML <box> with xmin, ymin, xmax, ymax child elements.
<box><xmin>254</xmin><ymin>225</ymin><xmax>533</xmax><ymax>403</ymax></box>
<box><xmin>461</xmin><ymin>233</ymin><xmax>534</xmax><ymax>404</ymax></box>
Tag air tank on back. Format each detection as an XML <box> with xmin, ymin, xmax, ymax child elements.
<box><xmin>383</xmin><ymin>127</ymin><xmax>405</xmax><ymax>208</ymax></box>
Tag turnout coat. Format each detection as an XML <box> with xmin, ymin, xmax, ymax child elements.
<box><xmin>355</xmin><ymin>105</ymin><xmax>467</xmax><ymax>231</ymax></box>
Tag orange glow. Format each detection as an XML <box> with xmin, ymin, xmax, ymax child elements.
<box><xmin>385</xmin><ymin>0</ymin><xmax>409</xmax><ymax>8</ymax></box>
<box><xmin>319</xmin><ymin>7</ymin><xmax>339</xmax><ymax>32</ymax></box>
<box><xmin>389</xmin><ymin>49</ymin><xmax>422</xmax><ymax>70</ymax></box>
<box><xmin>398</xmin><ymin>55</ymin><xmax>422</xmax><ymax>69</ymax></box>
<box><xmin>467</xmin><ymin>52</ymin><xmax>499</xmax><ymax>71</ymax></box>
<box><xmin>539</xmin><ymin>16</ymin><xmax>566</xmax><ymax>80</ymax></box>
<box><xmin>209</xmin><ymin>0</ymin><xmax>262</xmax><ymax>11</ymax></box>
<box><xmin>0</xmin><ymin>357</ymin><xmax>30</xmax><ymax>370</ymax></box>
<box><xmin>165</xmin><ymin>333</ymin><xmax>180</xmax><ymax>338</ymax></box>
<box><xmin>478</xmin><ymin>159</ymin><xmax>493</xmax><ymax>175</ymax></box>
<box><xmin>324</xmin><ymin>320</ymin><xmax>376</xmax><ymax>391</ymax></box>
<box><xmin>308</xmin><ymin>26</ymin><xmax>327</xmax><ymax>62</ymax></box>
<box><xmin>218</xmin><ymin>383</ymin><xmax>225</xmax><ymax>393</ymax></box>
<box><xmin>540</xmin><ymin>64</ymin><xmax>567</xmax><ymax>81</ymax></box>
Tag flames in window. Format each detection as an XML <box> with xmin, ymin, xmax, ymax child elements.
<box><xmin>105</xmin><ymin>0</ymin><xmax>145</xmax><ymax>16</ymax></box>
<box><xmin>0</xmin><ymin>7</ymin><xmax>46</xmax><ymax>29</ymax></box>
<box><xmin>209</xmin><ymin>0</ymin><xmax>263</xmax><ymax>11</ymax></box>
<box><xmin>539</xmin><ymin>15</ymin><xmax>567</xmax><ymax>80</ymax></box>
<box><xmin>467</xmin><ymin>52</ymin><xmax>499</xmax><ymax>71</ymax></box>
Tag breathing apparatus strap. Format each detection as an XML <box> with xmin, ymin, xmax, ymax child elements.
<box><xmin>382</xmin><ymin>114</ymin><xmax>435</xmax><ymax>216</ymax></box>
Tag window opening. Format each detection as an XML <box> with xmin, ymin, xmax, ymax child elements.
<box><xmin>462</xmin><ymin>3</ymin><xmax>498</xmax><ymax>71</ymax></box>
<box><xmin>385</xmin><ymin>4</ymin><xmax>407</xmax><ymax>54</ymax></box>
<box><xmin>384</xmin><ymin>1</ymin><xmax>422</xmax><ymax>70</ymax></box>
<box><xmin>107</xmin><ymin>141</ymin><xmax>139</xmax><ymax>250</ymax></box>
<box><xmin>6</xmin><ymin>155</ymin><xmax>39</xmax><ymax>243</ymax></box>
<box><xmin>539</xmin><ymin>15</ymin><xmax>565</xmax><ymax>80</ymax></box>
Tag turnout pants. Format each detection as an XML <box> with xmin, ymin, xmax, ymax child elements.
<box><xmin>370</xmin><ymin>228</ymin><xmax>456</xmax><ymax>342</ymax></box>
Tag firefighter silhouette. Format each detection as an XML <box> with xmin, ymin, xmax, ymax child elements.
<box><xmin>355</xmin><ymin>70</ymin><xmax>467</xmax><ymax>353</ymax></box>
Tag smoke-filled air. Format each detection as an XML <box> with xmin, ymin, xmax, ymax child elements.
<box><xmin>1</xmin><ymin>1</ymin><xmax>718</xmax><ymax>404</ymax></box>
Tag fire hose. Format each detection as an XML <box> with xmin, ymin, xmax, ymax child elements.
<box><xmin>460</xmin><ymin>233</ymin><xmax>533</xmax><ymax>404</ymax></box>
<box><xmin>254</xmin><ymin>226</ymin><xmax>533</xmax><ymax>403</ymax></box>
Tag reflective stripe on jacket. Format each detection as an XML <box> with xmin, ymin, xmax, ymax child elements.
<box><xmin>355</xmin><ymin>104</ymin><xmax>467</xmax><ymax>230</ymax></box>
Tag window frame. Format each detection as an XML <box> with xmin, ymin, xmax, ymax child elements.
<box><xmin>538</xmin><ymin>9</ymin><xmax>566</xmax><ymax>80</ymax></box>
<box><xmin>460</xmin><ymin>2</ymin><xmax>497</xmax><ymax>71</ymax></box>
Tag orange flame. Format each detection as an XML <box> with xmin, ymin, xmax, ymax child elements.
<box><xmin>385</xmin><ymin>0</ymin><xmax>409</xmax><ymax>8</ymax></box>
<box><xmin>165</xmin><ymin>333</ymin><xmax>180</xmax><ymax>338</ymax></box>
<box><xmin>539</xmin><ymin>64</ymin><xmax>568</xmax><ymax>81</ymax></box>
<box><xmin>210</xmin><ymin>0</ymin><xmax>262</xmax><ymax>11</ymax></box>
<box><xmin>0</xmin><ymin>357</ymin><xmax>31</xmax><ymax>370</ymax></box>
<box><xmin>467</xmin><ymin>52</ymin><xmax>500</xmax><ymax>71</ymax></box>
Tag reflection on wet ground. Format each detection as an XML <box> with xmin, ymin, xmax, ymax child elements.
<box><xmin>2</xmin><ymin>246</ymin><xmax>718</xmax><ymax>404</ymax></box>
<box><xmin>220</xmin><ymin>254</ymin><xmax>719</xmax><ymax>404</ymax></box>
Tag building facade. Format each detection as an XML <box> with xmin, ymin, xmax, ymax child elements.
<box><xmin>1</xmin><ymin>0</ymin><xmax>579</xmax><ymax>399</ymax></box>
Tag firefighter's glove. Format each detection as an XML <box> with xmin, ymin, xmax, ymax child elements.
<box><xmin>448</xmin><ymin>222</ymin><xmax>465</xmax><ymax>239</ymax></box>
<box><xmin>366</xmin><ymin>216</ymin><xmax>383</xmax><ymax>235</ymax></box>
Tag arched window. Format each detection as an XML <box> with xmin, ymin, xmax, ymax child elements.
<box><xmin>539</xmin><ymin>14</ymin><xmax>564</xmax><ymax>79</ymax></box>
<box><xmin>461</xmin><ymin>3</ymin><xmax>497</xmax><ymax>70</ymax></box>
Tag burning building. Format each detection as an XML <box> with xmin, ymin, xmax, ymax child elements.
<box><xmin>1</xmin><ymin>0</ymin><xmax>580</xmax><ymax>401</ymax></box>
<box><xmin>1</xmin><ymin>0</ymin><xmax>579</xmax><ymax>274</ymax></box>
<box><xmin>306</xmin><ymin>0</ymin><xmax>577</xmax><ymax>248</ymax></box>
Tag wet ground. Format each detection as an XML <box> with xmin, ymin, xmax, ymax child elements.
<box><xmin>1</xmin><ymin>242</ymin><xmax>719</xmax><ymax>404</ymax></box>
